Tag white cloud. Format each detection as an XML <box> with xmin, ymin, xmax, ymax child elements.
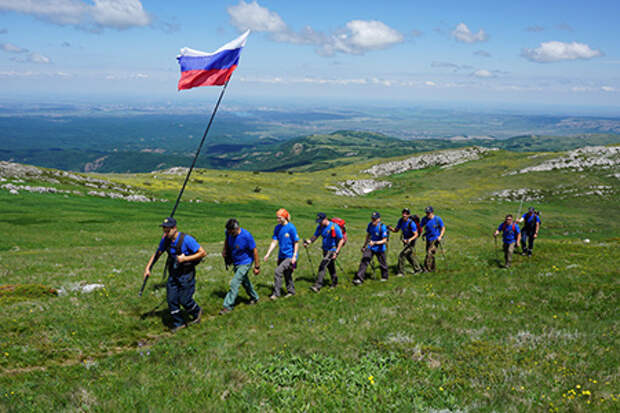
<box><xmin>452</xmin><ymin>23</ymin><xmax>488</xmax><ymax>43</ymax></box>
<box><xmin>0</xmin><ymin>0</ymin><xmax>151</xmax><ymax>30</ymax></box>
<box><xmin>472</xmin><ymin>69</ymin><xmax>494</xmax><ymax>78</ymax></box>
<box><xmin>0</xmin><ymin>42</ymin><xmax>28</xmax><ymax>53</ymax></box>
<box><xmin>425</xmin><ymin>81</ymin><xmax>436</xmax><ymax>86</ymax></box>
<box><xmin>226</xmin><ymin>1</ymin><xmax>403</xmax><ymax>56</ymax></box>
<box><xmin>522</xmin><ymin>41</ymin><xmax>603</xmax><ymax>63</ymax></box>
<box><xmin>571</xmin><ymin>86</ymin><xmax>592</xmax><ymax>92</ymax></box>
<box><xmin>227</xmin><ymin>0</ymin><xmax>286</xmax><ymax>33</ymax></box>
<box><xmin>28</xmin><ymin>52</ymin><xmax>51</xmax><ymax>63</ymax></box>
<box><xmin>601</xmin><ymin>86</ymin><xmax>616</xmax><ymax>92</ymax></box>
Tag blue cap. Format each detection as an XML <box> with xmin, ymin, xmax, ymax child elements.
<box><xmin>160</xmin><ymin>217</ymin><xmax>177</xmax><ymax>228</ymax></box>
<box><xmin>371</xmin><ymin>211</ymin><xmax>381</xmax><ymax>220</ymax></box>
<box><xmin>316</xmin><ymin>212</ymin><xmax>327</xmax><ymax>223</ymax></box>
<box><xmin>425</xmin><ymin>206</ymin><xmax>434</xmax><ymax>213</ymax></box>
<box><xmin>528</xmin><ymin>207</ymin><xmax>535</xmax><ymax>213</ymax></box>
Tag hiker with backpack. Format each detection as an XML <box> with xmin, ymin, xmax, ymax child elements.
<box><xmin>517</xmin><ymin>207</ymin><xmax>541</xmax><ymax>256</ymax></box>
<box><xmin>303</xmin><ymin>212</ymin><xmax>345</xmax><ymax>292</ymax></box>
<box><xmin>263</xmin><ymin>208</ymin><xmax>299</xmax><ymax>300</ymax></box>
<box><xmin>420</xmin><ymin>206</ymin><xmax>445</xmax><ymax>272</ymax></box>
<box><xmin>388</xmin><ymin>208</ymin><xmax>423</xmax><ymax>276</ymax></box>
<box><xmin>219</xmin><ymin>218</ymin><xmax>260</xmax><ymax>315</ymax></box>
<box><xmin>354</xmin><ymin>211</ymin><xmax>389</xmax><ymax>285</ymax></box>
<box><xmin>142</xmin><ymin>217</ymin><xmax>206</xmax><ymax>333</ymax></box>
<box><xmin>494</xmin><ymin>214</ymin><xmax>521</xmax><ymax>268</ymax></box>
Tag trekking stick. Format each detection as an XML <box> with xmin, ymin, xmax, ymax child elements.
<box><xmin>304</xmin><ymin>246</ymin><xmax>315</xmax><ymax>269</ymax></box>
<box><xmin>494</xmin><ymin>236</ymin><xmax>500</xmax><ymax>265</ymax></box>
<box><xmin>138</xmin><ymin>277</ymin><xmax>149</xmax><ymax>297</ymax></box>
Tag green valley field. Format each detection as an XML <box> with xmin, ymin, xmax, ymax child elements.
<box><xmin>0</xmin><ymin>146</ymin><xmax>618</xmax><ymax>411</ymax></box>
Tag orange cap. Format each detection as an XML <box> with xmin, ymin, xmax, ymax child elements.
<box><xmin>276</xmin><ymin>208</ymin><xmax>290</xmax><ymax>220</ymax></box>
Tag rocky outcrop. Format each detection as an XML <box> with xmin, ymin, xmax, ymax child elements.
<box><xmin>511</xmin><ymin>146</ymin><xmax>620</xmax><ymax>175</ymax></box>
<box><xmin>488</xmin><ymin>185</ymin><xmax>614</xmax><ymax>201</ymax></box>
<box><xmin>363</xmin><ymin>146</ymin><xmax>496</xmax><ymax>177</ymax></box>
<box><xmin>330</xmin><ymin>179</ymin><xmax>392</xmax><ymax>196</ymax></box>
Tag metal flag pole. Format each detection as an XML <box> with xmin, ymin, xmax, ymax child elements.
<box><xmin>169</xmin><ymin>79</ymin><xmax>231</xmax><ymax>218</ymax></box>
<box><xmin>140</xmin><ymin>78</ymin><xmax>232</xmax><ymax>297</ymax></box>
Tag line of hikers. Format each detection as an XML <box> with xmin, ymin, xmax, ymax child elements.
<box><xmin>143</xmin><ymin>206</ymin><xmax>540</xmax><ymax>332</ymax></box>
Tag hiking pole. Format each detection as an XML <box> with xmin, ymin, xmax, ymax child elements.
<box><xmin>493</xmin><ymin>235</ymin><xmax>500</xmax><ymax>265</ymax></box>
<box><xmin>304</xmin><ymin>245</ymin><xmax>315</xmax><ymax>269</ymax></box>
<box><xmin>138</xmin><ymin>276</ymin><xmax>149</xmax><ymax>297</ymax></box>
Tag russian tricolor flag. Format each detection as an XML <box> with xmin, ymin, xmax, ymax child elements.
<box><xmin>177</xmin><ymin>30</ymin><xmax>250</xmax><ymax>91</ymax></box>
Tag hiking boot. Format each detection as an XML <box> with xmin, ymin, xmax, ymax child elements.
<box><xmin>396</xmin><ymin>273</ymin><xmax>404</xmax><ymax>277</ymax></box>
<box><xmin>249</xmin><ymin>299</ymin><xmax>259</xmax><ymax>305</ymax></box>
<box><xmin>170</xmin><ymin>324</ymin><xmax>186</xmax><ymax>333</ymax></box>
<box><xmin>380</xmin><ymin>278</ymin><xmax>388</xmax><ymax>282</ymax></box>
<box><xmin>329</xmin><ymin>284</ymin><xmax>337</xmax><ymax>289</ymax></box>
<box><xmin>353</xmin><ymin>279</ymin><xmax>362</xmax><ymax>286</ymax></box>
<box><xmin>188</xmin><ymin>308</ymin><xmax>203</xmax><ymax>326</ymax></box>
<box><xmin>269</xmin><ymin>294</ymin><xmax>278</xmax><ymax>301</ymax></box>
<box><xmin>284</xmin><ymin>292</ymin><xmax>295</xmax><ymax>298</ymax></box>
<box><xmin>310</xmin><ymin>285</ymin><xmax>320</xmax><ymax>293</ymax></box>
<box><xmin>219</xmin><ymin>307</ymin><xmax>232</xmax><ymax>315</ymax></box>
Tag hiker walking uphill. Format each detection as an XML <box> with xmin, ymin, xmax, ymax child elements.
<box><xmin>388</xmin><ymin>208</ymin><xmax>423</xmax><ymax>276</ymax></box>
<box><xmin>518</xmin><ymin>207</ymin><xmax>541</xmax><ymax>256</ymax></box>
<box><xmin>420</xmin><ymin>206</ymin><xmax>445</xmax><ymax>272</ymax></box>
<box><xmin>303</xmin><ymin>212</ymin><xmax>345</xmax><ymax>292</ymax></box>
<box><xmin>143</xmin><ymin>217</ymin><xmax>206</xmax><ymax>333</ymax></box>
<box><xmin>220</xmin><ymin>219</ymin><xmax>260</xmax><ymax>314</ymax></box>
<box><xmin>354</xmin><ymin>211</ymin><xmax>389</xmax><ymax>285</ymax></box>
<box><xmin>263</xmin><ymin>209</ymin><xmax>299</xmax><ymax>300</ymax></box>
<box><xmin>494</xmin><ymin>214</ymin><xmax>521</xmax><ymax>268</ymax></box>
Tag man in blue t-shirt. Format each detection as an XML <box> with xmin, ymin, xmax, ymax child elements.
<box><xmin>354</xmin><ymin>211</ymin><xmax>389</xmax><ymax>284</ymax></box>
<box><xmin>517</xmin><ymin>207</ymin><xmax>541</xmax><ymax>256</ymax></box>
<box><xmin>303</xmin><ymin>212</ymin><xmax>345</xmax><ymax>292</ymax></box>
<box><xmin>220</xmin><ymin>218</ymin><xmax>260</xmax><ymax>314</ymax></box>
<box><xmin>263</xmin><ymin>208</ymin><xmax>299</xmax><ymax>299</ymax></box>
<box><xmin>143</xmin><ymin>217</ymin><xmax>206</xmax><ymax>333</ymax></box>
<box><xmin>494</xmin><ymin>214</ymin><xmax>521</xmax><ymax>268</ymax></box>
<box><xmin>420</xmin><ymin>206</ymin><xmax>446</xmax><ymax>272</ymax></box>
<box><xmin>388</xmin><ymin>208</ymin><xmax>422</xmax><ymax>276</ymax></box>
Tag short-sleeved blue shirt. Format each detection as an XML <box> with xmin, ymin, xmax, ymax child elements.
<box><xmin>225</xmin><ymin>228</ymin><xmax>256</xmax><ymax>266</ymax></box>
<box><xmin>421</xmin><ymin>216</ymin><xmax>444</xmax><ymax>241</ymax></box>
<box><xmin>314</xmin><ymin>222</ymin><xmax>343</xmax><ymax>251</ymax></box>
<box><xmin>158</xmin><ymin>233</ymin><xmax>201</xmax><ymax>256</ymax></box>
<box><xmin>498</xmin><ymin>222</ymin><xmax>520</xmax><ymax>244</ymax></box>
<box><xmin>521</xmin><ymin>213</ymin><xmax>541</xmax><ymax>231</ymax></box>
<box><xmin>273</xmin><ymin>222</ymin><xmax>300</xmax><ymax>259</ymax></box>
<box><xmin>395</xmin><ymin>217</ymin><xmax>417</xmax><ymax>239</ymax></box>
<box><xmin>366</xmin><ymin>221</ymin><xmax>389</xmax><ymax>253</ymax></box>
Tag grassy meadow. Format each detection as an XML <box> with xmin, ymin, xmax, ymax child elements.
<box><xmin>0</xmin><ymin>148</ymin><xmax>618</xmax><ymax>411</ymax></box>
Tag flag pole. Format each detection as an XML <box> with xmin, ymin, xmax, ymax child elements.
<box><xmin>169</xmin><ymin>78</ymin><xmax>231</xmax><ymax>217</ymax></box>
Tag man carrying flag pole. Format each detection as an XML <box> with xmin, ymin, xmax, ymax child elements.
<box><xmin>139</xmin><ymin>30</ymin><xmax>250</xmax><ymax>300</ymax></box>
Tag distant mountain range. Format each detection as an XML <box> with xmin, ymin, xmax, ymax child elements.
<box><xmin>1</xmin><ymin>130</ymin><xmax>618</xmax><ymax>173</ymax></box>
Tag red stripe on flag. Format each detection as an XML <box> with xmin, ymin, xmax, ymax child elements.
<box><xmin>177</xmin><ymin>66</ymin><xmax>237</xmax><ymax>90</ymax></box>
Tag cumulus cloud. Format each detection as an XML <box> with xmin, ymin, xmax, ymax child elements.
<box><xmin>525</xmin><ymin>25</ymin><xmax>545</xmax><ymax>32</ymax></box>
<box><xmin>10</xmin><ymin>51</ymin><xmax>52</xmax><ymax>64</ymax></box>
<box><xmin>521</xmin><ymin>41</ymin><xmax>603</xmax><ymax>63</ymax></box>
<box><xmin>452</xmin><ymin>22</ymin><xmax>488</xmax><ymax>43</ymax></box>
<box><xmin>227</xmin><ymin>1</ymin><xmax>403</xmax><ymax>56</ymax></box>
<box><xmin>0</xmin><ymin>0</ymin><xmax>152</xmax><ymax>31</ymax></box>
<box><xmin>474</xmin><ymin>49</ymin><xmax>491</xmax><ymax>57</ymax></box>
<box><xmin>472</xmin><ymin>69</ymin><xmax>494</xmax><ymax>78</ymax></box>
<box><xmin>0</xmin><ymin>42</ymin><xmax>28</xmax><ymax>53</ymax></box>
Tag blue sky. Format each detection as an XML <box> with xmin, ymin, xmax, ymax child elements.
<box><xmin>0</xmin><ymin>0</ymin><xmax>619</xmax><ymax>111</ymax></box>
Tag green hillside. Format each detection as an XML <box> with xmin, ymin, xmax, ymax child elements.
<box><xmin>0</xmin><ymin>147</ymin><xmax>618</xmax><ymax>411</ymax></box>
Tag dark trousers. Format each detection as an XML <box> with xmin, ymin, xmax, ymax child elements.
<box><xmin>424</xmin><ymin>240</ymin><xmax>439</xmax><ymax>272</ymax></box>
<box><xmin>397</xmin><ymin>241</ymin><xmax>422</xmax><ymax>274</ymax></box>
<box><xmin>356</xmin><ymin>248</ymin><xmax>388</xmax><ymax>281</ymax></box>
<box><xmin>315</xmin><ymin>250</ymin><xmax>337</xmax><ymax>288</ymax></box>
<box><xmin>167</xmin><ymin>270</ymin><xmax>200</xmax><ymax>328</ymax></box>
<box><xmin>521</xmin><ymin>230</ymin><xmax>536</xmax><ymax>254</ymax></box>
<box><xmin>273</xmin><ymin>257</ymin><xmax>295</xmax><ymax>296</ymax></box>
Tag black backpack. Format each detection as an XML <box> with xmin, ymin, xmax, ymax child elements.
<box><xmin>164</xmin><ymin>232</ymin><xmax>202</xmax><ymax>274</ymax></box>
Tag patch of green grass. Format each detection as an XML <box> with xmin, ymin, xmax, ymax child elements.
<box><xmin>0</xmin><ymin>149</ymin><xmax>618</xmax><ymax>411</ymax></box>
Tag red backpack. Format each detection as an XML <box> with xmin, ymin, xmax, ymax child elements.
<box><xmin>500</xmin><ymin>222</ymin><xmax>516</xmax><ymax>232</ymax></box>
<box><xmin>331</xmin><ymin>217</ymin><xmax>348</xmax><ymax>245</ymax></box>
